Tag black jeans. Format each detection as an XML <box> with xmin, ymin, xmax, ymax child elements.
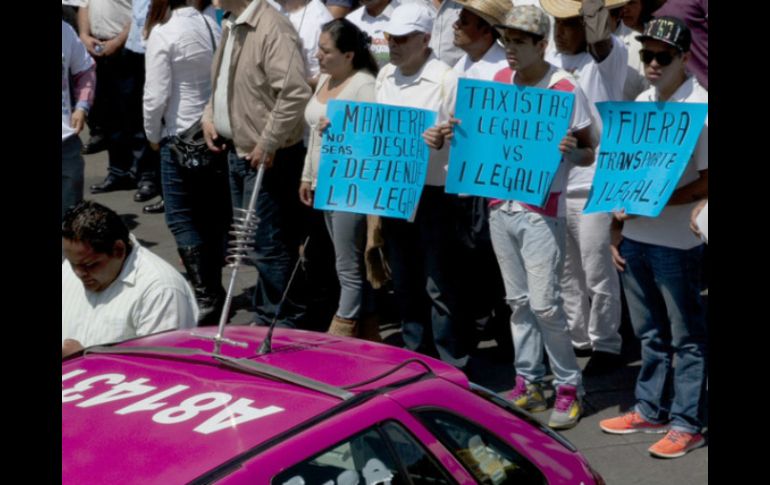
<box><xmin>93</xmin><ymin>49</ymin><xmax>158</xmax><ymax>184</ymax></box>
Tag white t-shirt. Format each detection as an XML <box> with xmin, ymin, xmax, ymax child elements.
<box><xmin>213</xmin><ymin>2</ymin><xmax>261</xmax><ymax>141</ymax></box>
<box><xmin>546</xmin><ymin>35</ymin><xmax>628</xmax><ymax>192</ymax></box>
<box><xmin>452</xmin><ymin>42</ymin><xmax>507</xmax><ymax>81</ymax></box>
<box><xmin>87</xmin><ymin>0</ymin><xmax>131</xmax><ymax>40</ymax></box>
<box><xmin>622</xmin><ymin>77</ymin><xmax>708</xmax><ymax>250</ymax></box>
<box><xmin>407</xmin><ymin>0</ymin><xmax>464</xmax><ymax>66</ymax></box>
<box><xmin>62</xmin><ymin>21</ymin><xmax>95</xmax><ymax>142</ymax></box>
<box><xmin>62</xmin><ymin>236</ymin><xmax>199</xmax><ymax>347</ymax></box>
<box><xmin>143</xmin><ymin>7</ymin><xmax>221</xmax><ymax>143</ymax></box>
<box><xmin>616</xmin><ymin>22</ymin><xmax>648</xmax><ymax>101</ymax></box>
<box><xmin>376</xmin><ymin>53</ymin><xmax>458</xmax><ymax>186</ymax></box>
<box><xmin>347</xmin><ymin>1</ymin><xmax>399</xmax><ymax>68</ymax></box>
<box><xmin>284</xmin><ymin>0</ymin><xmax>334</xmax><ymax>80</ymax></box>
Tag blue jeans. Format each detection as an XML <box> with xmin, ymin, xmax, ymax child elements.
<box><xmin>160</xmin><ymin>141</ymin><xmax>231</xmax><ymax>250</ymax></box>
<box><xmin>488</xmin><ymin>206</ymin><xmax>582</xmax><ymax>391</ymax></box>
<box><xmin>228</xmin><ymin>143</ymin><xmax>309</xmax><ymax>328</ymax></box>
<box><xmin>620</xmin><ymin>238</ymin><xmax>707</xmax><ymax>434</ymax></box>
<box><xmin>383</xmin><ymin>187</ymin><xmax>469</xmax><ymax>368</ymax></box>
<box><xmin>62</xmin><ymin>135</ymin><xmax>84</xmax><ymax>220</ymax></box>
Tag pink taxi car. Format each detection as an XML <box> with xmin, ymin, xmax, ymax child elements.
<box><xmin>63</xmin><ymin>326</ymin><xmax>605</xmax><ymax>484</ymax></box>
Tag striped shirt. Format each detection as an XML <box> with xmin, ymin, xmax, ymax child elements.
<box><xmin>62</xmin><ymin>235</ymin><xmax>198</xmax><ymax>347</ymax></box>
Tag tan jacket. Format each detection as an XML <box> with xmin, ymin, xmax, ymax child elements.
<box><xmin>202</xmin><ymin>0</ymin><xmax>311</xmax><ymax>157</ymax></box>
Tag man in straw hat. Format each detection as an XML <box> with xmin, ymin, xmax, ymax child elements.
<box><xmin>540</xmin><ymin>0</ymin><xmax>628</xmax><ymax>378</ymax></box>
<box><xmin>451</xmin><ymin>0</ymin><xmax>509</xmax><ymax>79</ymax></box>
<box><xmin>442</xmin><ymin>4</ymin><xmax>597</xmax><ymax>429</ymax></box>
<box><xmin>600</xmin><ymin>16</ymin><xmax>708</xmax><ymax>459</ymax></box>
<box><xmin>449</xmin><ymin>0</ymin><xmax>511</xmax><ymax>356</ymax></box>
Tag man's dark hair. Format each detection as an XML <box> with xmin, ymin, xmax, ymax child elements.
<box><xmin>475</xmin><ymin>14</ymin><xmax>500</xmax><ymax>40</ymax></box>
<box><xmin>62</xmin><ymin>200</ymin><xmax>131</xmax><ymax>255</ymax></box>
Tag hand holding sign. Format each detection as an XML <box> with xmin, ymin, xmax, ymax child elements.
<box><xmin>438</xmin><ymin>116</ymin><xmax>461</xmax><ymax>143</ymax></box>
<box><xmin>559</xmin><ymin>129</ymin><xmax>577</xmax><ymax>155</ymax></box>
<box><xmin>317</xmin><ymin>116</ymin><xmax>330</xmax><ymax>133</ymax></box>
<box><xmin>422</xmin><ymin>125</ymin><xmax>445</xmax><ymax>150</ymax></box>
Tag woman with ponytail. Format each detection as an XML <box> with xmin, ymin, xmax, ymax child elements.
<box><xmin>298</xmin><ymin>18</ymin><xmax>382</xmax><ymax>340</ymax></box>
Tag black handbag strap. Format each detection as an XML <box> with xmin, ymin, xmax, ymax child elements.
<box><xmin>199</xmin><ymin>11</ymin><xmax>217</xmax><ymax>52</ymax></box>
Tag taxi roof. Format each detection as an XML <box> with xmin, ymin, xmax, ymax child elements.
<box><xmin>62</xmin><ymin>327</ymin><xmax>469</xmax><ymax>484</ymax></box>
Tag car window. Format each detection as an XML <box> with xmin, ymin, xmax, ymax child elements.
<box><xmin>272</xmin><ymin>421</ymin><xmax>455</xmax><ymax>485</ymax></box>
<box><xmin>414</xmin><ymin>410</ymin><xmax>546</xmax><ymax>485</ymax></box>
<box><xmin>381</xmin><ymin>422</ymin><xmax>454</xmax><ymax>485</ymax></box>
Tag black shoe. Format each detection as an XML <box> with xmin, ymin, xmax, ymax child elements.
<box><xmin>142</xmin><ymin>199</ymin><xmax>165</xmax><ymax>214</ymax></box>
<box><xmin>81</xmin><ymin>134</ymin><xmax>108</xmax><ymax>155</ymax></box>
<box><xmin>573</xmin><ymin>346</ymin><xmax>594</xmax><ymax>358</ymax></box>
<box><xmin>583</xmin><ymin>351</ymin><xmax>624</xmax><ymax>376</ymax></box>
<box><xmin>134</xmin><ymin>182</ymin><xmax>159</xmax><ymax>202</ymax></box>
<box><xmin>90</xmin><ymin>175</ymin><xmax>136</xmax><ymax>194</ymax></box>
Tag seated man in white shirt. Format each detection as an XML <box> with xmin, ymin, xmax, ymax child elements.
<box><xmin>62</xmin><ymin>200</ymin><xmax>198</xmax><ymax>357</ymax></box>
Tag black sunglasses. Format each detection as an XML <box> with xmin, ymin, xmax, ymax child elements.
<box><xmin>639</xmin><ymin>49</ymin><xmax>679</xmax><ymax>66</ymax></box>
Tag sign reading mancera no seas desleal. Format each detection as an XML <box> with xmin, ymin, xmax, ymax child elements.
<box><xmin>313</xmin><ymin>100</ymin><xmax>437</xmax><ymax>220</ymax></box>
<box><xmin>445</xmin><ymin>78</ymin><xmax>574</xmax><ymax>207</ymax></box>
<box><xmin>583</xmin><ymin>101</ymin><xmax>708</xmax><ymax>217</ymax></box>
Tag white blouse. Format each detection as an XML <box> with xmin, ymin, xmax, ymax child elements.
<box><xmin>301</xmin><ymin>70</ymin><xmax>377</xmax><ymax>188</ymax></box>
<box><xmin>143</xmin><ymin>7</ymin><xmax>221</xmax><ymax>144</ymax></box>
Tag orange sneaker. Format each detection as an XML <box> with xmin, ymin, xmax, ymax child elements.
<box><xmin>648</xmin><ymin>430</ymin><xmax>705</xmax><ymax>458</ymax></box>
<box><xmin>599</xmin><ymin>411</ymin><xmax>668</xmax><ymax>435</ymax></box>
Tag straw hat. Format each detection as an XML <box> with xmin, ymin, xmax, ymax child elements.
<box><xmin>454</xmin><ymin>0</ymin><xmax>512</xmax><ymax>28</ymax></box>
<box><xmin>539</xmin><ymin>0</ymin><xmax>629</xmax><ymax>19</ymax></box>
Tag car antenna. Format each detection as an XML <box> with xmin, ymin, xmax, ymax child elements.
<box><xmin>189</xmin><ymin>163</ymin><xmax>264</xmax><ymax>355</ymax></box>
<box><xmin>191</xmin><ymin>5</ymin><xmax>312</xmax><ymax>357</ymax></box>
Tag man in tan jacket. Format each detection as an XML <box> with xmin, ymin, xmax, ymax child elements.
<box><xmin>202</xmin><ymin>0</ymin><xmax>312</xmax><ymax>328</ymax></box>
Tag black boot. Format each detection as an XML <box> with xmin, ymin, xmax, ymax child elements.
<box><xmin>178</xmin><ymin>246</ymin><xmax>225</xmax><ymax>326</ymax></box>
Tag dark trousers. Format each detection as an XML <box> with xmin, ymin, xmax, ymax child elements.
<box><xmin>383</xmin><ymin>187</ymin><xmax>469</xmax><ymax>368</ymax></box>
<box><xmin>93</xmin><ymin>49</ymin><xmax>158</xmax><ymax>184</ymax></box>
<box><xmin>228</xmin><ymin>143</ymin><xmax>310</xmax><ymax>328</ymax></box>
<box><xmin>160</xmin><ymin>141</ymin><xmax>231</xmax><ymax>252</ymax></box>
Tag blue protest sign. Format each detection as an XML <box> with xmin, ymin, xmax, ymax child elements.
<box><xmin>313</xmin><ymin>100</ymin><xmax>437</xmax><ymax>220</ymax></box>
<box><xmin>583</xmin><ymin>101</ymin><xmax>708</xmax><ymax>217</ymax></box>
<box><xmin>445</xmin><ymin>78</ymin><xmax>574</xmax><ymax>207</ymax></box>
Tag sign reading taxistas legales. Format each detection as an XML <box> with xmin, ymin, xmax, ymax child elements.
<box><xmin>445</xmin><ymin>78</ymin><xmax>574</xmax><ymax>207</ymax></box>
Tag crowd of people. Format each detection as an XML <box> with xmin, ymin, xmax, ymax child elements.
<box><xmin>62</xmin><ymin>0</ymin><xmax>708</xmax><ymax>459</ymax></box>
